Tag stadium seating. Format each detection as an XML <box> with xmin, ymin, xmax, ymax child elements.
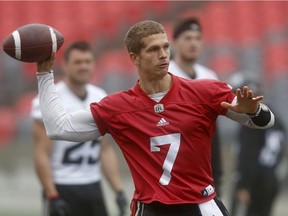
<box><xmin>95</xmin><ymin>49</ymin><xmax>135</xmax><ymax>74</ymax></box>
<box><xmin>260</xmin><ymin>1</ymin><xmax>286</xmax><ymax>32</ymax></box>
<box><xmin>14</xmin><ymin>92</ymin><xmax>37</xmax><ymax>118</ymax></box>
<box><xmin>0</xmin><ymin>107</ymin><xmax>16</xmax><ymax>145</ymax></box>
<box><xmin>202</xmin><ymin>2</ymin><xmax>235</xmax><ymax>44</ymax></box>
<box><xmin>208</xmin><ymin>53</ymin><xmax>238</xmax><ymax>75</ymax></box>
<box><xmin>0</xmin><ymin>1</ymin><xmax>288</xmax><ymax>132</ymax></box>
<box><xmin>264</xmin><ymin>41</ymin><xmax>288</xmax><ymax>76</ymax></box>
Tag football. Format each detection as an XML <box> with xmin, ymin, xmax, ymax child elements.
<box><xmin>2</xmin><ymin>23</ymin><xmax>64</xmax><ymax>62</ymax></box>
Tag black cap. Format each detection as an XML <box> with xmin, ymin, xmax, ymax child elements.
<box><xmin>173</xmin><ymin>17</ymin><xmax>202</xmax><ymax>39</ymax></box>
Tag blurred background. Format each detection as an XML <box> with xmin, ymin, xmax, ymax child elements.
<box><xmin>0</xmin><ymin>1</ymin><xmax>287</xmax><ymax>216</ymax></box>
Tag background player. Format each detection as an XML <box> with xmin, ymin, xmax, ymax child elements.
<box><xmin>230</xmin><ymin>80</ymin><xmax>286</xmax><ymax>216</ymax></box>
<box><xmin>169</xmin><ymin>17</ymin><xmax>222</xmax><ymax>195</ymax></box>
<box><xmin>31</xmin><ymin>41</ymin><xmax>127</xmax><ymax>216</ymax></box>
<box><xmin>35</xmin><ymin>20</ymin><xmax>274</xmax><ymax>215</ymax></box>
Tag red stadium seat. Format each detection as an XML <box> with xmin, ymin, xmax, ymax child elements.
<box><xmin>259</xmin><ymin>1</ymin><xmax>286</xmax><ymax>32</ymax></box>
<box><xmin>92</xmin><ymin>48</ymin><xmax>135</xmax><ymax>86</ymax></box>
<box><xmin>202</xmin><ymin>2</ymin><xmax>235</xmax><ymax>44</ymax></box>
<box><xmin>0</xmin><ymin>3</ymin><xmax>26</xmax><ymax>40</ymax></box>
<box><xmin>208</xmin><ymin>53</ymin><xmax>238</xmax><ymax>75</ymax></box>
<box><xmin>162</xmin><ymin>22</ymin><xmax>173</xmax><ymax>41</ymax></box>
<box><xmin>264</xmin><ymin>42</ymin><xmax>288</xmax><ymax>76</ymax></box>
<box><xmin>124</xmin><ymin>3</ymin><xmax>146</xmax><ymax>23</ymax></box>
<box><xmin>96</xmin><ymin>49</ymin><xmax>134</xmax><ymax>75</ymax></box>
<box><xmin>148</xmin><ymin>1</ymin><xmax>170</xmax><ymax>14</ymax></box>
<box><xmin>14</xmin><ymin>92</ymin><xmax>37</xmax><ymax>118</ymax></box>
<box><xmin>235</xmin><ymin>22</ymin><xmax>262</xmax><ymax>45</ymax></box>
<box><xmin>0</xmin><ymin>107</ymin><xmax>17</xmax><ymax>145</ymax></box>
<box><xmin>230</xmin><ymin>1</ymin><xmax>263</xmax><ymax>45</ymax></box>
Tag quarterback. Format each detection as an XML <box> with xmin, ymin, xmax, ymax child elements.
<box><xmin>35</xmin><ymin>20</ymin><xmax>274</xmax><ymax>216</ymax></box>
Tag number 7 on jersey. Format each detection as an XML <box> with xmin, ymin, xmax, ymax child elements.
<box><xmin>150</xmin><ymin>133</ymin><xmax>181</xmax><ymax>185</ymax></box>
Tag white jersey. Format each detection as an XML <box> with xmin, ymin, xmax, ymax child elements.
<box><xmin>169</xmin><ymin>60</ymin><xmax>219</xmax><ymax>80</ymax></box>
<box><xmin>31</xmin><ymin>81</ymin><xmax>107</xmax><ymax>185</ymax></box>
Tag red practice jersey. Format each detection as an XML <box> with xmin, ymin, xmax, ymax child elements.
<box><xmin>90</xmin><ymin>74</ymin><xmax>235</xmax><ymax>204</ymax></box>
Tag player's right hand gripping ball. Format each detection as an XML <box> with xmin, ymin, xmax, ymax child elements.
<box><xmin>2</xmin><ymin>23</ymin><xmax>64</xmax><ymax>62</ymax></box>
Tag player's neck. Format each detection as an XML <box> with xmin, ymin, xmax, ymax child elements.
<box><xmin>139</xmin><ymin>73</ymin><xmax>172</xmax><ymax>95</ymax></box>
<box><xmin>65</xmin><ymin>79</ymin><xmax>87</xmax><ymax>99</ymax></box>
<box><xmin>174</xmin><ymin>56</ymin><xmax>196</xmax><ymax>77</ymax></box>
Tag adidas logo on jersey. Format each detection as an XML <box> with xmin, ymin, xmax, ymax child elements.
<box><xmin>157</xmin><ymin>118</ymin><xmax>169</xmax><ymax>126</ymax></box>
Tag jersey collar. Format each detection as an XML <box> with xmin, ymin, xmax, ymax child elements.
<box><xmin>133</xmin><ymin>72</ymin><xmax>180</xmax><ymax>106</ymax></box>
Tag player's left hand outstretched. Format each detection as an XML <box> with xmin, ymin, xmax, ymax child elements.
<box><xmin>221</xmin><ymin>86</ymin><xmax>263</xmax><ymax>114</ymax></box>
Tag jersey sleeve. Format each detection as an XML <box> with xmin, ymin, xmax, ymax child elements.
<box><xmin>90</xmin><ymin>99</ymin><xmax>110</xmax><ymax>136</ymax></box>
<box><xmin>210</xmin><ymin>81</ymin><xmax>235</xmax><ymax>115</ymax></box>
<box><xmin>31</xmin><ymin>95</ymin><xmax>43</xmax><ymax>121</ymax></box>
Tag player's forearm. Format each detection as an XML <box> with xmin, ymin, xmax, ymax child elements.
<box><xmin>101</xmin><ymin>147</ymin><xmax>123</xmax><ymax>192</ymax></box>
<box><xmin>34</xmin><ymin>154</ymin><xmax>57</xmax><ymax>197</ymax></box>
<box><xmin>226</xmin><ymin>109</ymin><xmax>274</xmax><ymax>129</ymax></box>
<box><xmin>37</xmin><ymin>73</ymin><xmax>101</xmax><ymax>141</ymax></box>
<box><xmin>225</xmin><ymin>98</ymin><xmax>274</xmax><ymax>129</ymax></box>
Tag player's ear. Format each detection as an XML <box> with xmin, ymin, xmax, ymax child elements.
<box><xmin>129</xmin><ymin>52</ymin><xmax>139</xmax><ymax>66</ymax></box>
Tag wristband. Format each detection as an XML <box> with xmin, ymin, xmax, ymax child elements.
<box><xmin>249</xmin><ymin>103</ymin><xmax>271</xmax><ymax>126</ymax></box>
<box><xmin>36</xmin><ymin>70</ymin><xmax>53</xmax><ymax>76</ymax></box>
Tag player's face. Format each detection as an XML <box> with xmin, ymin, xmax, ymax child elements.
<box><xmin>63</xmin><ymin>50</ymin><xmax>95</xmax><ymax>85</ymax></box>
<box><xmin>133</xmin><ymin>33</ymin><xmax>170</xmax><ymax>79</ymax></box>
<box><xmin>174</xmin><ymin>30</ymin><xmax>202</xmax><ymax>62</ymax></box>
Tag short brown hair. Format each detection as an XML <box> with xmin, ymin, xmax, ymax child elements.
<box><xmin>124</xmin><ymin>20</ymin><xmax>166</xmax><ymax>54</ymax></box>
<box><xmin>173</xmin><ymin>17</ymin><xmax>202</xmax><ymax>39</ymax></box>
<box><xmin>64</xmin><ymin>41</ymin><xmax>95</xmax><ymax>61</ymax></box>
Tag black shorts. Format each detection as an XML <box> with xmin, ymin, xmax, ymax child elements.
<box><xmin>134</xmin><ymin>197</ymin><xmax>230</xmax><ymax>216</ymax></box>
<box><xmin>43</xmin><ymin>181</ymin><xmax>108</xmax><ymax>216</ymax></box>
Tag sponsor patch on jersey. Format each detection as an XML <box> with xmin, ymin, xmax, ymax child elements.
<box><xmin>157</xmin><ymin>118</ymin><xmax>169</xmax><ymax>126</ymax></box>
<box><xmin>154</xmin><ymin>104</ymin><xmax>164</xmax><ymax>113</ymax></box>
<box><xmin>201</xmin><ymin>184</ymin><xmax>215</xmax><ymax>197</ymax></box>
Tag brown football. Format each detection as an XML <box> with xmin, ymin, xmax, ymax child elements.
<box><xmin>2</xmin><ymin>23</ymin><xmax>64</xmax><ymax>62</ymax></box>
